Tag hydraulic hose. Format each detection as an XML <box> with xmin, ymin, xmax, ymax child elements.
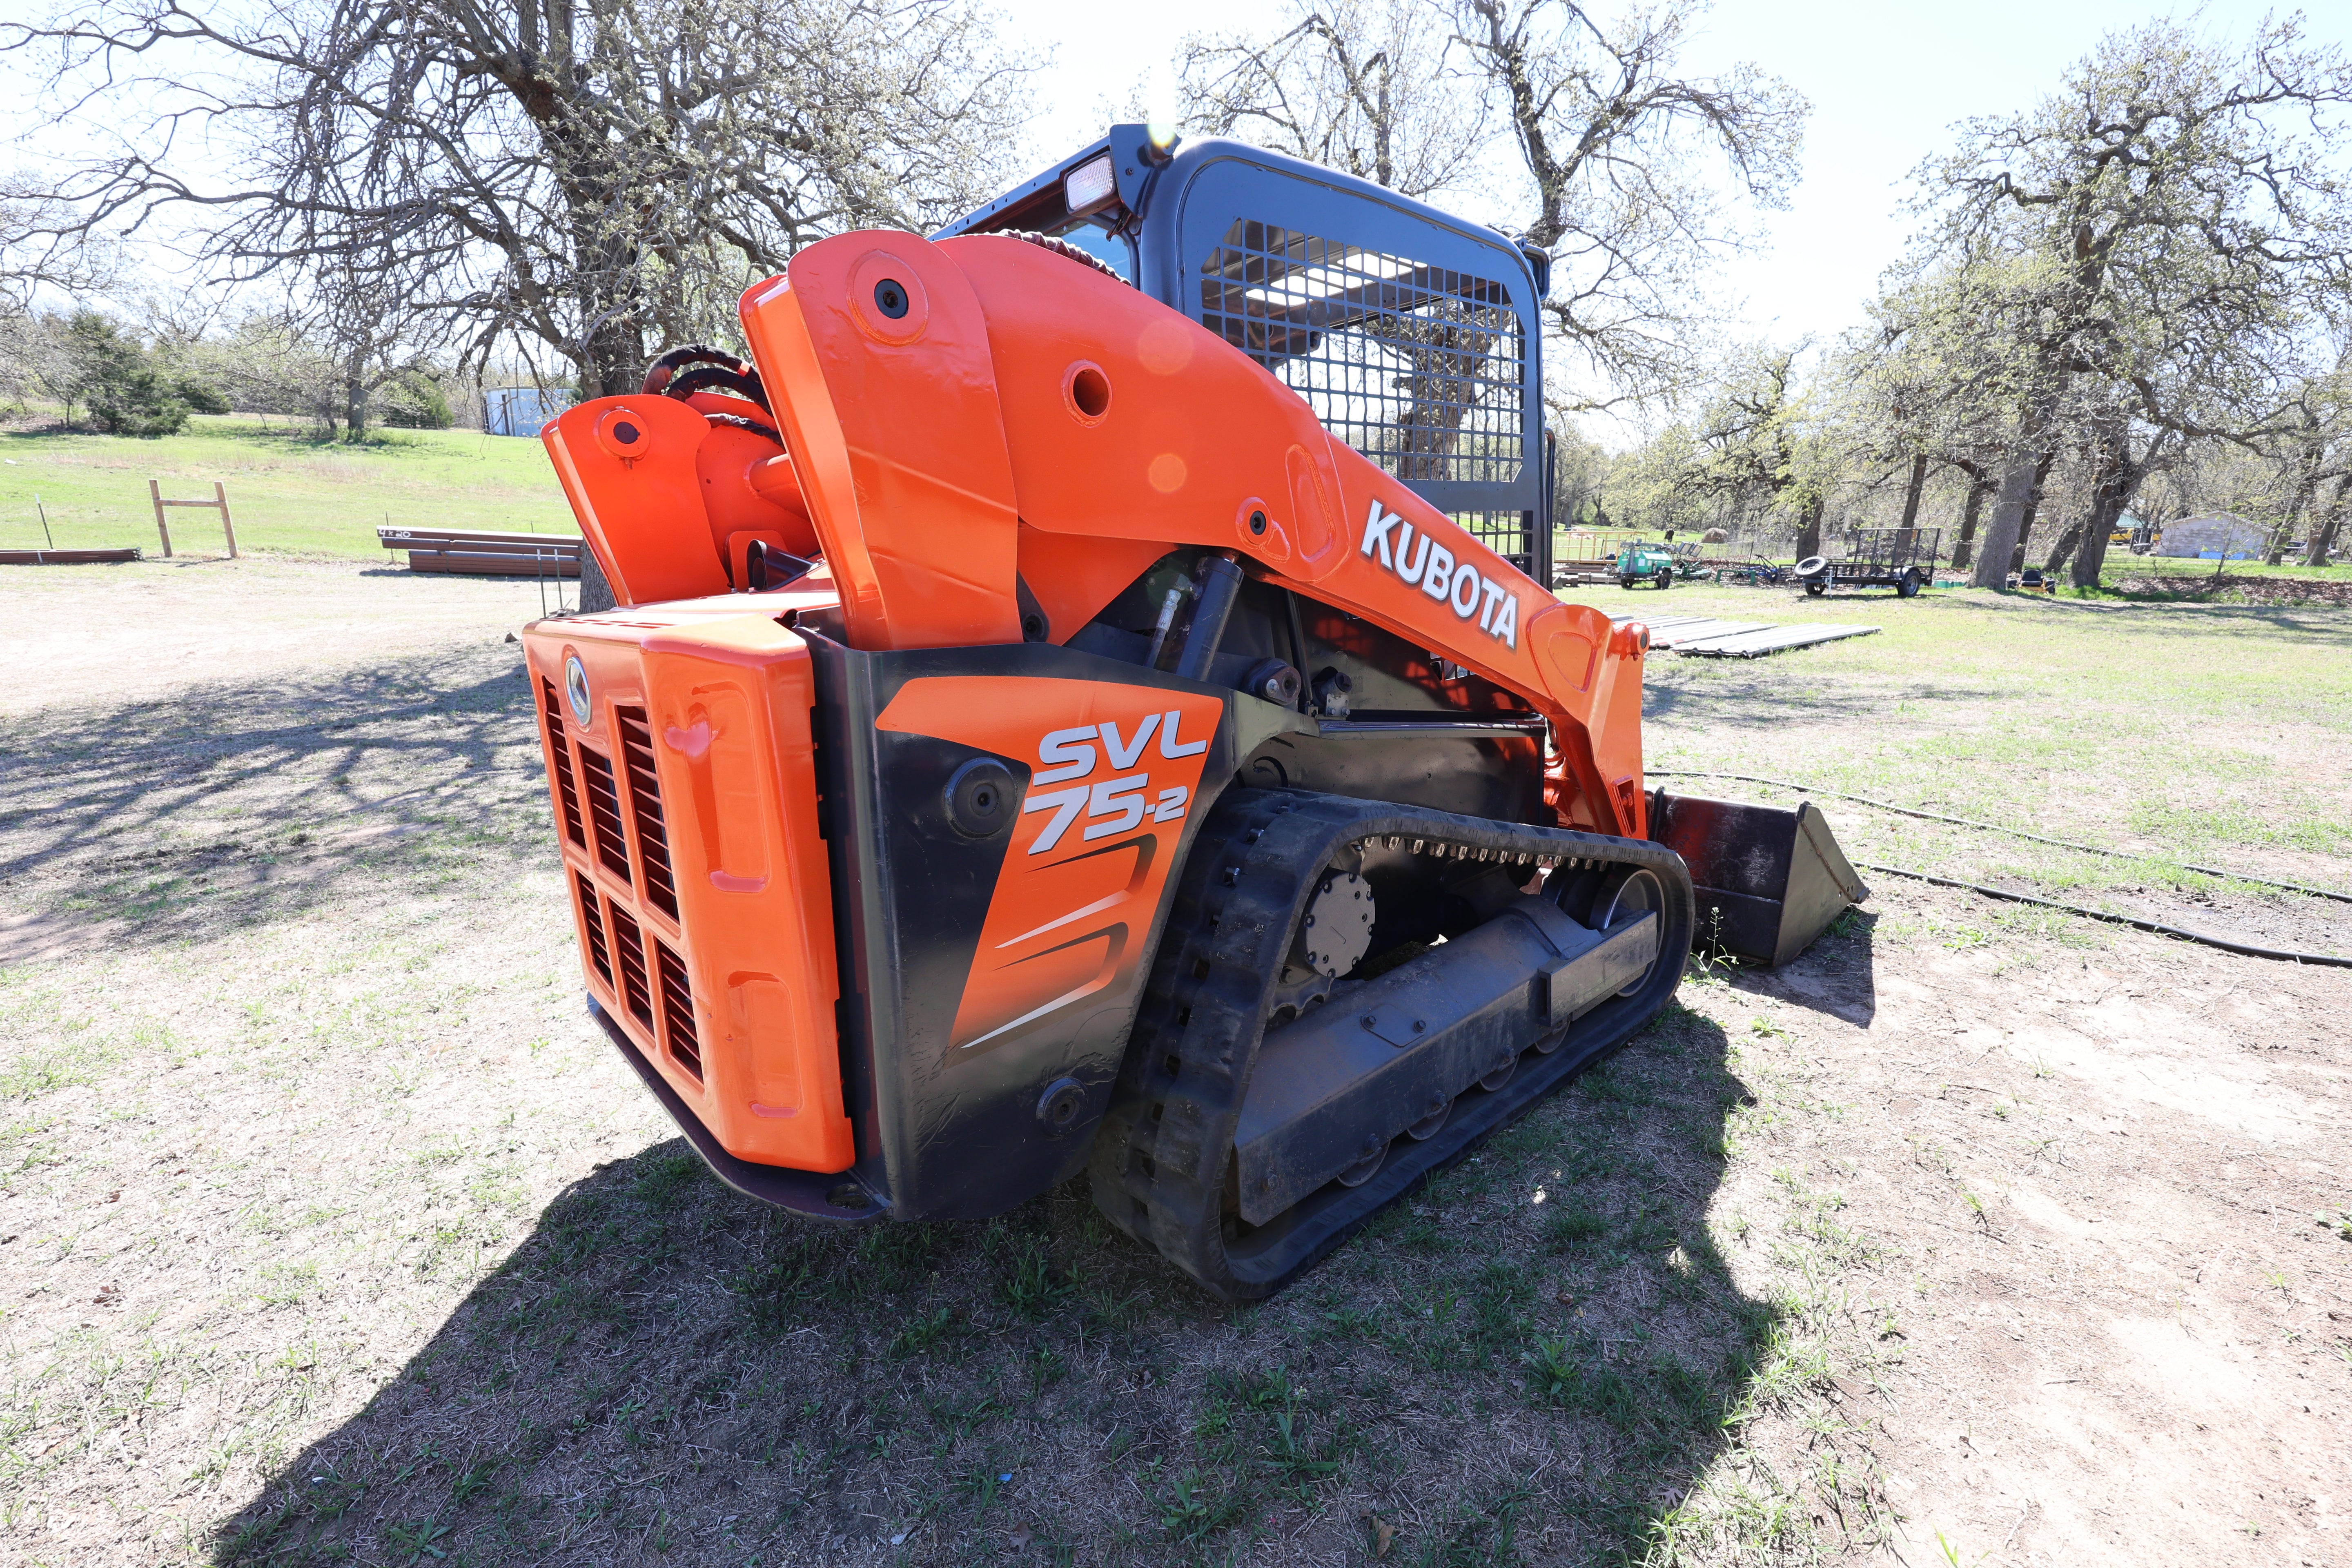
<box><xmin>1850</xmin><ymin>861</ymin><xmax>2352</xmax><ymax>969</ymax></box>
<box><xmin>1648</xmin><ymin>769</ymin><xmax>2352</xmax><ymax>905</ymax></box>
<box><xmin>1649</xmin><ymin>770</ymin><xmax>2352</xmax><ymax>968</ymax></box>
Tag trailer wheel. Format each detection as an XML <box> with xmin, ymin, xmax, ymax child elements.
<box><xmin>1805</xmin><ymin>580</ymin><xmax>1826</xmax><ymax>597</ymax></box>
<box><xmin>1655</xmin><ymin>566</ymin><xmax>1673</xmax><ymax>590</ymax></box>
<box><xmin>1897</xmin><ymin>567</ymin><xmax>1924</xmax><ymax>598</ymax></box>
<box><xmin>1620</xmin><ymin>576</ymin><xmax>1637</xmax><ymax>590</ymax></box>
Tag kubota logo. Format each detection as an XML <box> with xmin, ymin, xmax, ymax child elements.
<box><xmin>1022</xmin><ymin>710</ymin><xmax>1208</xmax><ymax>854</ymax></box>
<box><xmin>1359</xmin><ymin>500</ymin><xmax>1521</xmax><ymax>650</ymax></box>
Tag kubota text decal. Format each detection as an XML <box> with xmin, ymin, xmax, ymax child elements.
<box><xmin>1359</xmin><ymin>499</ymin><xmax>1521</xmax><ymax>649</ymax></box>
<box><xmin>874</xmin><ymin>678</ymin><xmax>1224</xmax><ymax>1057</ymax></box>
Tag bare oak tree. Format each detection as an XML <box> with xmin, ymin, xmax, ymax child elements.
<box><xmin>1179</xmin><ymin>0</ymin><xmax>1484</xmax><ymax>201</ymax></box>
<box><xmin>1909</xmin><ymin>17</ymin><xmax>2352</xmax><ymax>588</ymax></box>
<box><xmin>1453</xmin><ymin>0</ymin><xmax>1805</xmax><ymax>410</ymax></box>
<box><xmin>1176</xmin><ymin>0</ymin><xmax>1805</xmax><ymax>414</ymax></box>
<box><xmin>7</xmin><ymin>0</ymin><xmax>1032</xmax><ymax>393</ymax></box>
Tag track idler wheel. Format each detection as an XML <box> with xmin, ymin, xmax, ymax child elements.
<box><xmin>1594</xmin><ymin>865</ymin><xmax>1668</xmax><ymax>996</ymax></box>
<box><xmin>1335</xmin><ymin>1134</ymin><xmax>1391</xmax><ymax>1187</ymax></box>
<box><xmin>1405</xmin><ymin>1093</ymin><xmax>1454</xmax><ymax>1140</ymax></box>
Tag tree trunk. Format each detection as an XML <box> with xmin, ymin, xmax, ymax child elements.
<box><xmin>1973</xmin><ymin>445</ymin><xmax>2045</xmax><ymax>589</ymax></box>
<box><xmin>1794</xmin><ymin>494</ymin><xmax>1824</xmax><ymax>561</ymax></box>
<box><xmin>560</xmin><ymin>176</ymin><xmax>650</xmax><ymax>395</ymax></box>
<box><xmin>572</xmin><ymin>231</ymin><xmax>646</xmax><ymax>396</ymax></box>
<box><xmin>584</xmin><ymin>315</ymin><xmax>643</xmax><ymax>398</ymax></box>
<box><xmin>2071</xmin><ymin>428</ymin><xmax>2149</xmax><ymax>589</ymax></box>
<box><xmin>1951</xmin><ymin>475</ymin><xmax>1991</xmax><ymax>569</ymax></box>
<box><xmin>2267</xmin><ymin>433</ymin><xmax>2323</xmax><ymax>565</ymax></box>
<box><xmin>2007</xmin><ymin>448</ymin><xmax>2058</xmax><ymax>575</ymax></box>
<box><xmin>1894</xmin><ymin>452</ymin><xmax>1929</xmax><ymax>557</ymax></box>
<box><xmin>2042</xmin><ymin>521</ymin><xmax>2083</xmax><ymax>575</ymax></box>
<box><xmin>2262</xmin><ymin>512</ymin><xmax>2299</xmax><ymax>567</ymax></box>
<box><xmin>2305</xmin><ymin>474</ymin><xmax>2350</xmax><ymax>566</ymax></box>
<box><xmin>343</xmin><ymin>360</ymin><xmax>368</xmax><ymax>443</ymax></box>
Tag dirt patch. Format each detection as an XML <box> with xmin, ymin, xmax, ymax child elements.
<box><xmin>2110</xmin><ymin>572</ymin><xmax>2352</xmax><ymax>607</ymax></box>
<box><xmin>2</xmin><ymin>554</ymin><xmax>561</xmax><ymax>720</ymax></box>
<box><xmin>1</xmin><ymin>563</ymin><xmax>2347</xmax><ymax>1567</ymax></box>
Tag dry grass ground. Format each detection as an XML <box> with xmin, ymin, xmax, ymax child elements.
<box><xmin>1</xmin><ymin>559</ymin><xmax>2346</xmax><ymax>1568</ymax></box>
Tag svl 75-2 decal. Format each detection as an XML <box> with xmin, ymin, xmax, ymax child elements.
<box><xmin>874</xmin><ymin>678</ymin><xmax>1225</xmax><ymax>1057</ymax></box>
<box><xmin>1022</xmin><ymin>709</ymin><xmax>1209</xmax><ymax>853</ymax></box>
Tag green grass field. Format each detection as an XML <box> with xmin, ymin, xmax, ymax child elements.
<box><xmin>0</xmin><ymin>414</ymin><xmax>577</xmax><ymax>558</ymax></box>
<box><xmin>1564</xmin><ymin>578</ymin><xmax>2352</xmax><ymax>900</ymax></box>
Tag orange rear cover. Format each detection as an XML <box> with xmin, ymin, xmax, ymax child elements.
<box><xmin>525</xmin><ymin>610</ymin><xmax>852</xmax><ymax>1173</ymax></box>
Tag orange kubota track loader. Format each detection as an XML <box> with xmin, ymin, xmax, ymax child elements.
<box><xmin>521</xmin><ymin>130</ymin><xmax>1863</xmax><ymax>1298</ymax></box>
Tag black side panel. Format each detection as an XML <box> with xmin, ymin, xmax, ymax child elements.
<box><xmin>807</xmin><ymin>633</ymin><xmax>1294</xmax><ymax>1222</ymax></box>
<box><xmin>1241</xmin><ymin>729</ymin><xmax>1543</xmax><ymax>824</ymax></box>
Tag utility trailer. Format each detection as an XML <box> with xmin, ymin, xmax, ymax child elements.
<box><xmin>518</xmin><ymin>125</ymin><xmax>1864</xmax><ymax>1300</ymax></box>
<box><xmin>1795</xmin><ymin>528</ymin><xmax>1942</xmax><ymax>597</ymax></box>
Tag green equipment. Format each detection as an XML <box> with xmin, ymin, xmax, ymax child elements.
<box><xmin>1616</xmin><ymin>539</ymin><xmax>1680</xmax><ymax>589</ymax></box>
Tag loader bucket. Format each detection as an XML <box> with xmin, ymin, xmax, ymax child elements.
<box><xmin>1648</xmin><ymin>790</ymin><xmax>1869</xmax><ymax>967</ymax></box>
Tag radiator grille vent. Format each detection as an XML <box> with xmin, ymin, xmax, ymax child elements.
<box><xmin>615</xmin><ymin>706</ymin><xmax>678</xmax><ymax>919</ymax></box>
<box><xmin>576</xmin><ymin>745</ymin><xmax>632</xmax><ymax>882</ymax></box>
<box><xmin>610</xmin><ymin>906</ymin><xmax>654</xmax><ymax>1027</ymax></box>
<box><xmin>573</xmin><ymin>871</ymin><xmax>613</xmax><ymax>985</ymax></box>
<box><xmin>539</xmin><ymin>679</ymin><xmax>586</xmax><ymax>848</ymax></box>
<box><xmin>655</xmin><ymin>939</ymin><xmax>700</xmax><ymax>1079</ymax></box>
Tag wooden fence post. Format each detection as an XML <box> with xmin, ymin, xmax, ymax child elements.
<box><xmin>214</xmin><ymin>481</ymin><xmax>239</xmax><ymax>558</ymax></box>
<box><xmin>149</xmin><ymin>479</ymin><xmax>174</xmax><ymax>558</ymax></box>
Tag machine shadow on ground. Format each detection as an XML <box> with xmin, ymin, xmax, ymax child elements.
<box><xmin>212</xmin><ymin>1005</ymin><xmax>1779</xmax><ymax>1568</ymax></box>
<box><xmin>1731</xmin><ymin>909</ymin><xmax>1878</xmax><ymax>1029</ymax></box>
<box><xmin>0</xmin><ymin>645</ymin><xmax>546</xmax><ymax>962</ymax></box>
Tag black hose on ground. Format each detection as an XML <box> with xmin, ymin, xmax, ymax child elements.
<box><xmin>1849</xmin><ymin>860</ymin><xmax>2352</xmax><ymax>969</ymax></box>
<box><xmin>1649</xmin><ymin>769</ymin><xmax>2352</xmax><ymax>905</ymax></box>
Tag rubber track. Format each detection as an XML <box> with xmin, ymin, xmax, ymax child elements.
<box><xmin>1089</xmin><ymin>788</ymin><xmax>1696</xmax><ymax>1300</ymax></box>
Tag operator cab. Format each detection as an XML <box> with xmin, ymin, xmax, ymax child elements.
<box><xmin>935</xmin><ymin>127</ymin><xmax>1555</xmax><ymax>582</ymax></box>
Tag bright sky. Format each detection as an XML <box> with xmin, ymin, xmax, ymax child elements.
<box><xmin>8</xmin><ymin>0</ymin><xmax>2338</xmax><ymax>376</ymax></box>
<box><xmin>993</xmin><ymin>0</ymin><xmax>2345</xmax><ymax>347</ymax></box>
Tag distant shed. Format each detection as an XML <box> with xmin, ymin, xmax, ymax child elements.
<box><xmin>2155</xmin><ymin>512</ymin><xmax>2267</xmax><ymax>560</ymax></box>
<box><xmin>484</xmin><ymin>387</ymin><xmax>579</xmax><ymax>437</ymax></box>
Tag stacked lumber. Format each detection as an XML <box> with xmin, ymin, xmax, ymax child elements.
<box><xmin>379</xmin><ymin>526</ymin><xmax>583</xmax><ymax>577</ymax></box>
<box><xmin>0</xmin><ymin>548</ymin><xmax>143</xmax><ymax>565</ymax></box>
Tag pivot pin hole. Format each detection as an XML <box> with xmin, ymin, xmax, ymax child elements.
<box><xmin>873</xmin><ymin>278</ymin><xmax>910</xmax><ymax>318</ymax></box>
<box><xmin>1069</xmin><ymin>364</ymin><xmax>1111</xmax><ymax>419</ymax></box>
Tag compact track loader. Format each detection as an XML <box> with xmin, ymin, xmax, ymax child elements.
<box><xmin>519</xmin><ymin>128</ymin><xmax>1864</xmax><ymax>1298</ymax></box>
